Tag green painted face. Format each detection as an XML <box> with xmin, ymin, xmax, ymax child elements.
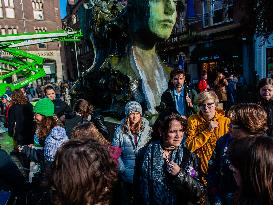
<box><xmin>148</xmin><ymin>0</ymin><xmax>177</xmax><ymax>39</ymax></box>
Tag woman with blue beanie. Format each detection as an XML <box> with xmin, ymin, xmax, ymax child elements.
<box><xmin>112</xmin><ymin>101</ymin><xmax>151</xmax><ymax>205</ymax></box>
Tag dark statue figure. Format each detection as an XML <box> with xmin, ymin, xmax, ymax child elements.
<box><xmin>74</xmin><ymin>0</ymin><xmax>178</xmax><ymax>118</ymax></box>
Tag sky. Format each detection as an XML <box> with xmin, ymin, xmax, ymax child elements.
<box><xmin>60</xmin><ymin>0</ymin><xmax>67</xmax><ymax>19</ymax></box>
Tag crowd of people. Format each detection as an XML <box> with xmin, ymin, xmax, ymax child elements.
<box><xmin>0</xmin><ymin>71</ymin><xmax>273</xmax><ymax>205</ymax></box>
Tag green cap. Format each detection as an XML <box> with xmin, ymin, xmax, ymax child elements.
<box><xmin>34</xmin><ymin>98</ymin><xmax>54</xmax><ymax>117</ymax></box>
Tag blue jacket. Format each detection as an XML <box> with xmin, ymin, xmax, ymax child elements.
<box><xmin>44</xmin><ymin>126</ymin><xmax>68</xmax><ymax>162</ymax></box>
<box><xmin>112</xmin><ymin>117</ymin><xmax>151</xmax><ymax>183</ymax></box>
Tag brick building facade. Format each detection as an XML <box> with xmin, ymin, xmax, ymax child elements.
<box><xmin>0</xmin><ymin>0</ymin><xmax>65</xmax><ymax>83</ymax></box>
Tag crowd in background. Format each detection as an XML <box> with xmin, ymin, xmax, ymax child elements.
<box><xmin>0</xmin><ymin>70</ymin><xmax>272</xmax><ymax>205</ymax></box>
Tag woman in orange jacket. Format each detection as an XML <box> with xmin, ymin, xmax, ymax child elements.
<box><xmin>186</xmin><ymin>91</ymin><xmax>230</xmax><ymax>184</ymax></box>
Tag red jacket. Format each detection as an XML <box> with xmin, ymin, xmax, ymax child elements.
<box><xmin>198</xmin><ymin>79</ymin><xmax>208</xmax><ymax>92</ymax></box>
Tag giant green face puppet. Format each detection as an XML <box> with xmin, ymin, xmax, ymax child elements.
<box><xmin>148</xmin><ymin>0</ymin><xmax>177</xmax><ymax>39</ymax></box>
<box><xmin>128</xmin><ymin>0</ymin><xmax>177</xmax><ymax>40</ymax></box>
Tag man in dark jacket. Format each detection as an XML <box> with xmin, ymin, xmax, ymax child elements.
<box><xmin>157</xmin><ymin>69</ymin><xmax>198</xmax><ymax>118</ymax></box>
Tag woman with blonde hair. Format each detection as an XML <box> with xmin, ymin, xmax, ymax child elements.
<box><xmin>186</xmin><ymin>91</ymin><xmax>230</xmax><ymax>184</ymax></box>
<box><xmin>112</xmin><ymin>101</ymin><xmax>151</xmax><ymax>205</ymax></box>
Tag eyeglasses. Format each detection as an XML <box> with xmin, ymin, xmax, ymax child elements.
<box><xmin>199</xmin><ymin>102</ymin><xmax>215</xmax><ymax>109</ymax></box>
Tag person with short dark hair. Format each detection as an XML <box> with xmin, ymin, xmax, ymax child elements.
<box><xmin>157</xmin><ymin>69</ymin><xmax>198</xmax><ymax>118</ymax></box>
<box><xmin>51</xmin><ymin>138</ymin><xmax>118</xmax><ymax>205</ymax></box>
<box><xmin>228</xmin><ymin>136</ymin><xmax>273</xmax><ymax>205</ymax></box>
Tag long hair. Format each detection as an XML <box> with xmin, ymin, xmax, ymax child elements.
<box><xmin>229</xmin><ymin>136</ymin><xmax>273</xmax><ymax>205</ymax></box>
<box><xmin>37</xmin><ymin>116</ymin><xmax>58</xmax><ymax>139</ymax></box>
<box><xmin>227</xmin><ymin>103</ymin><xmax>268</xmax><ymax>135</ymax></box>
<box><xmin>11</xmin><ymin>89</ymin><xmax>28</xmax><ymax>105</ymax></box>
<box><xmin>71</xmin><ymin>122</ymin><xmax>110</xmax><ymax>146</ymax></box>
<box><xmin>51</xmin><ymin>139</ymin><xmax>117</xmax><ymax>205</ymax></box>
<box><xmin>122</xmin><ymin>116</ymin><xmax>143</xmax><ymax>134</ymax></box>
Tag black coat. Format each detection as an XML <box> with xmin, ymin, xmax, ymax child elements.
<box><xmin>8</xmin><ymin>103</ymin><xmax>35</xmax><ymax>145</ymax></box>
<box><xmin>53</xmin><ymin>99</ymin><xmax>73</xmax><ymax>119</ymax></box>
<box><xmin>157</xmin><ymin>87</ymin><xmax>198</xmax><ymax>117</ymax></box>
<box><xmin>65</xmin><ymin>112</ymin><xmax>110</xmax><ymax>140</ymax></box>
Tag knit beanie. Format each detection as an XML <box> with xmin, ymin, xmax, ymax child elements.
<box><xmin>34</xmin><ymin>98</ymin><xmax>54</xmax><ymax>117</ymax></box>
<box><xmin>125</xmin><ymin>101</ymin><xmax>142</xmax><ymax>116</ymax></box>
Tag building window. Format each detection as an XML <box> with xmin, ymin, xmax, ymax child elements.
<box><xmin>202</xmin><ymin>0</ymin><xmax>233</xmax><ymax>27</ymax></box>
<box><xmin>0</xmin><ymin>0</ymin><xmax>3</xmax><ymax>18</ymax></box>
<box><xmin>4</xmin><ymin>0</ymin><xmax>15</xmax><ymax>18</ymax></box>
<box><xmin>35</xmin><ymin>27</ymin><xmax>47</xmax><ymax>49</ymax></box>
<box><xmin>32</xmin><ymin>0</ymin><xmax>44</xmax><ymax>20</ymax></box>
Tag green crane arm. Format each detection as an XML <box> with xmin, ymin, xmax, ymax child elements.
<box><xmin>0</xmin><ymin>30</ymin><xmax>82</xmax><ymax>96</ymax></box>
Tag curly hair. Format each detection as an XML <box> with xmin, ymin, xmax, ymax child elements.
<box><xmin>71</xmin><ymin>122</ymin><xmax>110</xmax><ymax>146</ymax></box>
<box><xmin>11</xmin><ymin>89</ymin><xmax>28</xmax><ymax>105</ymax></box>
<box><xmin>37</xmin><ymin>116</ymin><xmax>58</xmax><ymax>139</ymax></box>
<box><xmin>227</xmin><ymin>103</ymin><xmax>267</xmax><ymax>135</ymax></box>
<box><xmin>51</xmin><ymin>139</ymin><xmax>117</xmax><ymax>205</ymax></box>
<box><xmin>73</xmin><ymin>99</ymin><xmax>93</xmax><ymax>118</ymax></box>
<box><xmin>229</xmin><ymin>136</ymin><xmax>273</xmax><ymax>205</ymax></box>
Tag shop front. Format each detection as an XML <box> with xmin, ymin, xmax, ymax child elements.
<box><xmin>190</xmin><ymin>39</ymin><xmax>243</xmax><ymax>84</ymax></box>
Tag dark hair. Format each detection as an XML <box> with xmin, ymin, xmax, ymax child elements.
<box><xmin>170</xmin><ymin>69</ymin><xmax>185</xmax><ymax>80</ymax></box>
<box><xmin>227</xmin><ymin>103</ymin><xmax>267</xmax><ymax>135</ymax></box>
<box><xmin>229</xmin><ymin>136</ymin><xmax>273</xmax><ymax>205</ymax></box>
<box><xmin>154</xmin><ymin>113</ymin><xmax>187</xmax><ymax>140</ymax></box>
<box><xmin>73</xmin><ymin>99</ymin><xmax>93</xmax><ymax>118</ymax></box>
<box><xmin>51</xmin><ymin>139</ymin><xmax>117</xmax><ymax>205</ymax></box>
<box><xmin>71</xmin><ymin>122</ymin><xmax>110</xmax><ymax>146</ymax></box>
<box><xmin>11</xmin><ymin>89</ymin><xmax>28</xmax><ymax>105</ymax></box>
<box><xmin>258</xmin><ymin>78</ymin><xmax>273</xmax><ymax>90</ymax></box>
<box><xmin>43</xmin><ymin>84</ymin><xmax>55</xmax><ymax>94</ymax></box>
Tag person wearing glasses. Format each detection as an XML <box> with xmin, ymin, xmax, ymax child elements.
<box><xmin>186</xmin><ymin>91</ymin><xmax>230</xmax><ymax>184</ymax></box>
<box><xmin>207</xmin><ymin>103</ymin><xmax>268</xmax><ymax>205</ymax></box>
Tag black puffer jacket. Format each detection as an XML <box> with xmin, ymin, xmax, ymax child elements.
<box><xmin>53</xmin><ymin>99</ymin><xmax>73</xmax><ymax>119</ymax></box>
<box><xmin>65</xmin><ymin>111</ymin><xmax>110</xmax><ymax>140</ymax></box>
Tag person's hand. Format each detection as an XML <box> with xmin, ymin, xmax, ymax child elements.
<box><xmin>208</xmin><ymin>121</ymin><xmax>219</xmax><ymax>131</ymax></box>
<box><xmin>166</xmin><ymin>161</ymin><xmax>181</xmax><ymax>176</ymax></box>
<box><xmin>186</xmin><ymin>95</ymin><xmax>193</xmax><ymax>107</ymax></box>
